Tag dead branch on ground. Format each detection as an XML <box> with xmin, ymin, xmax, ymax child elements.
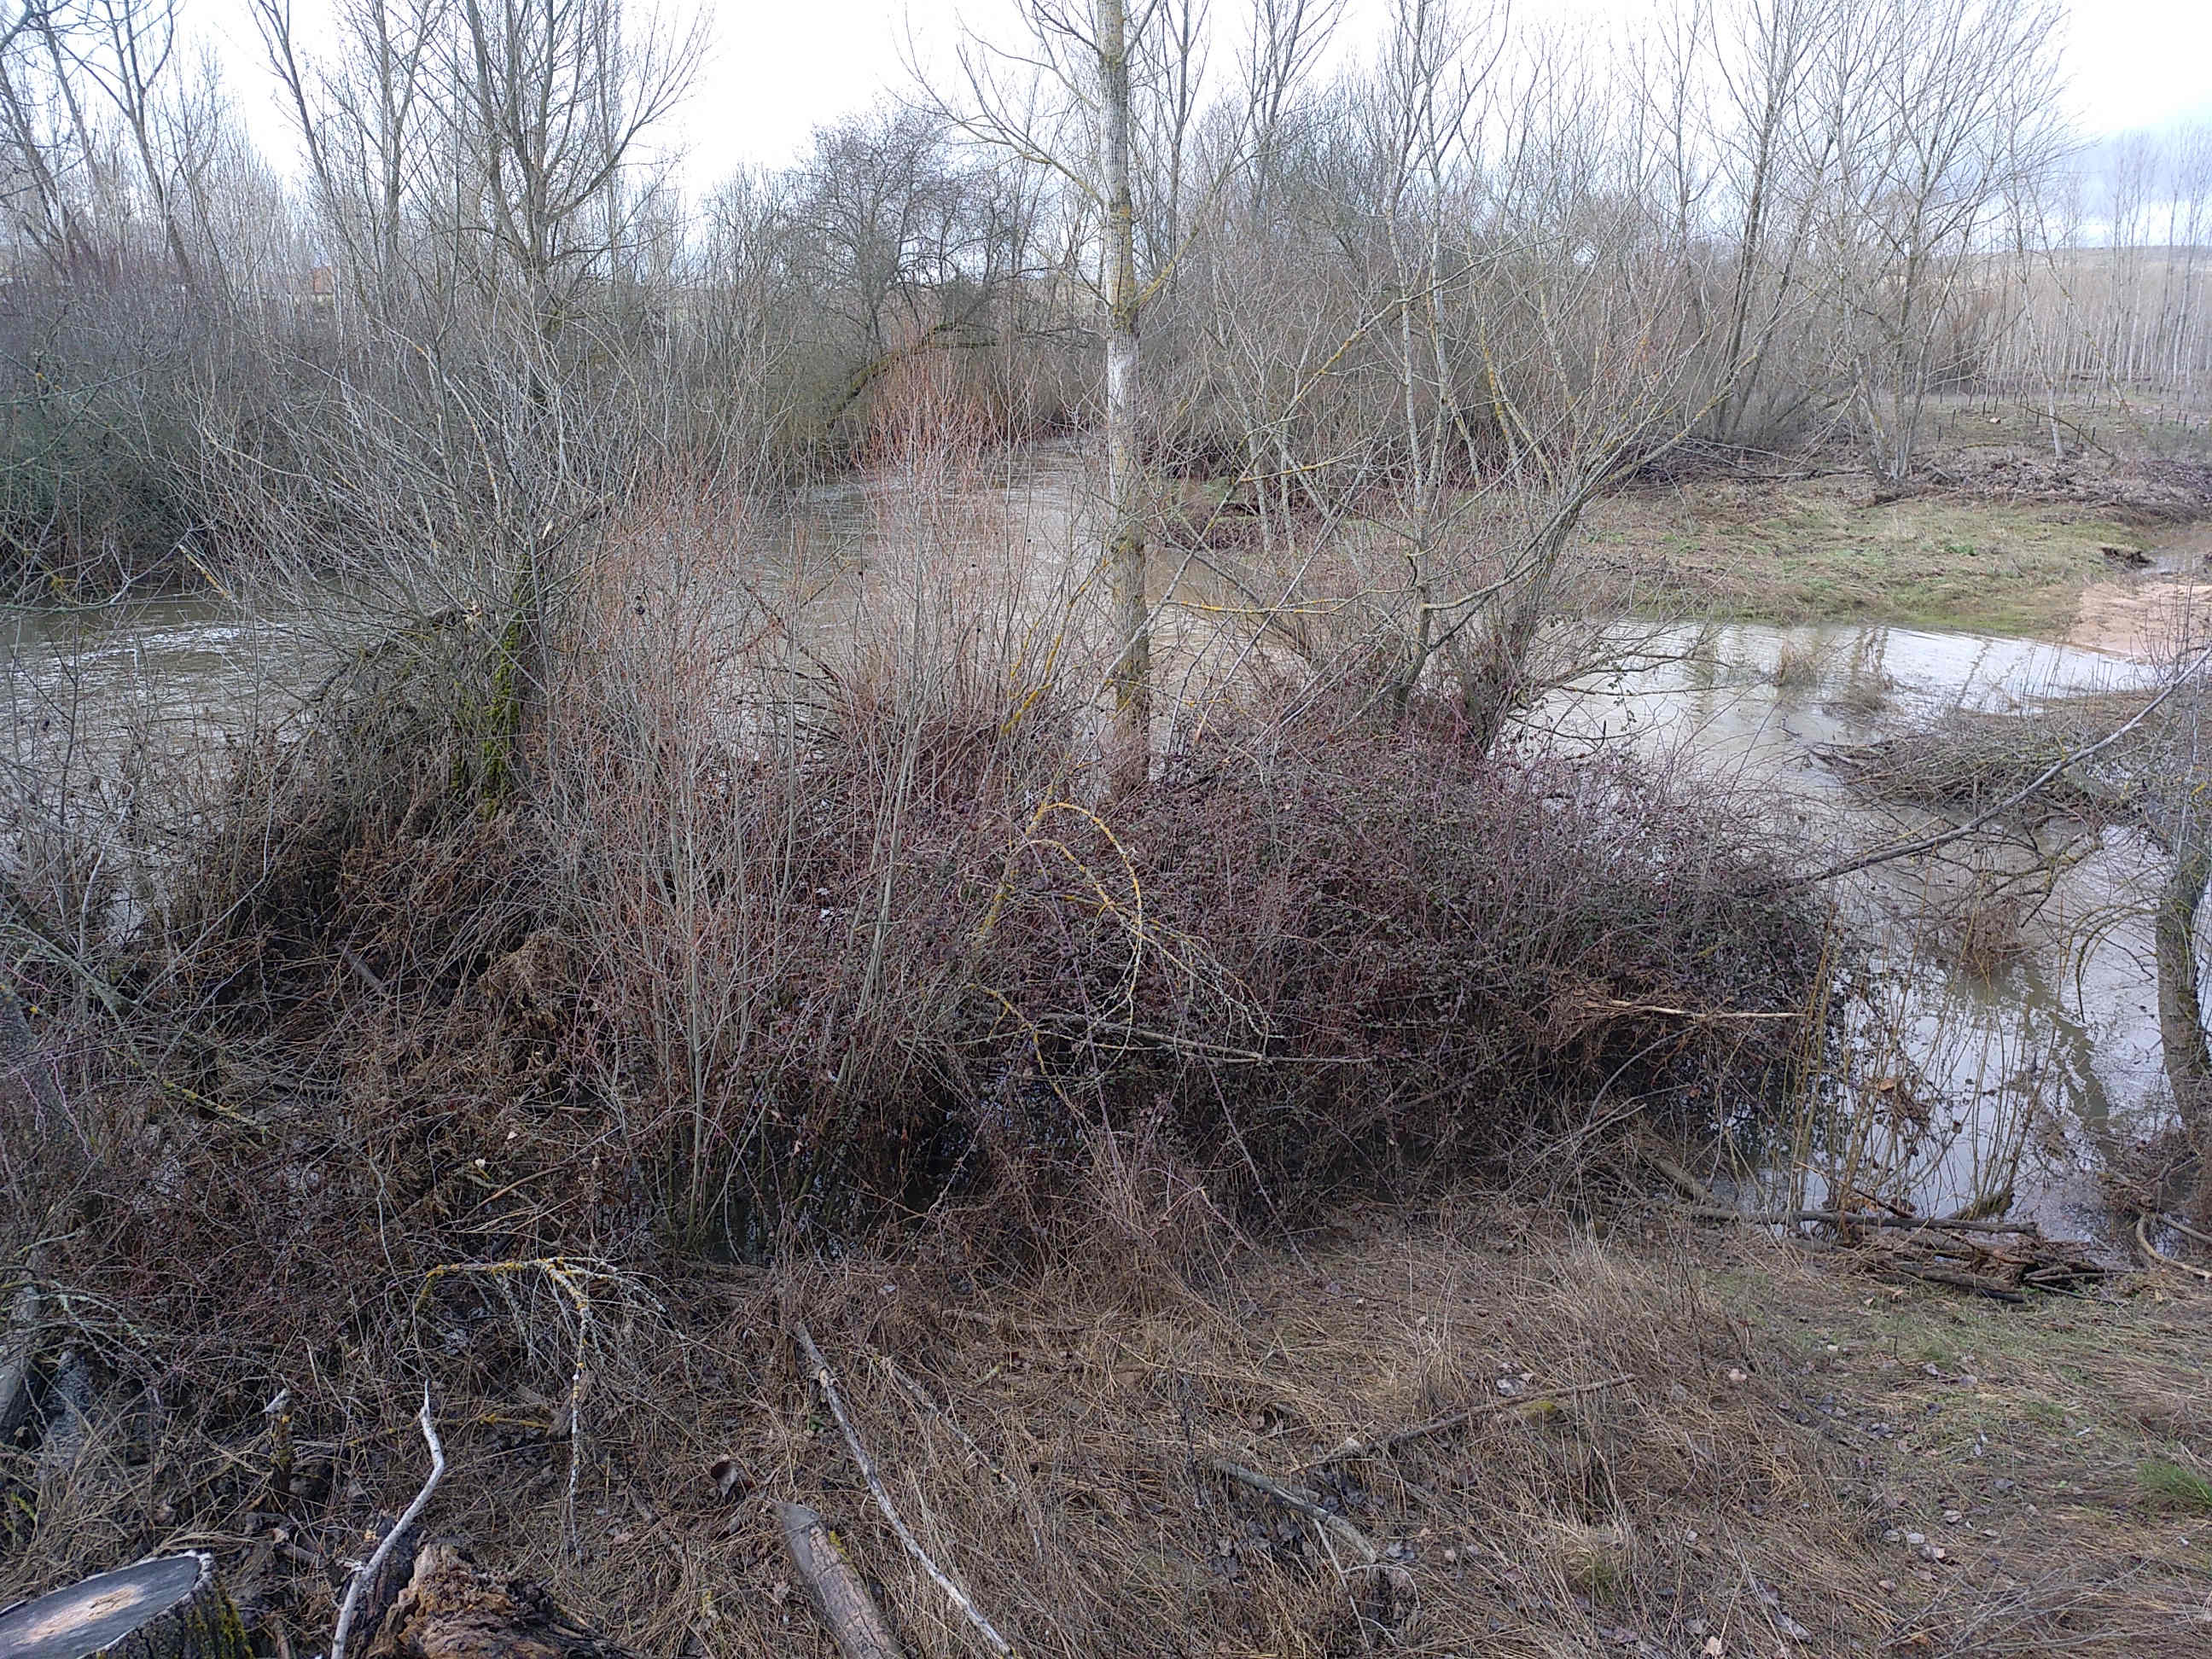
<box><xmin>1305</xmin><ymin>1374</ymin><xmax>1638</xmax><ymax>1469</ymax></box>
<box><xmin>776</xmin><ymin>1501</ymin><xmax>909</xmax><ymax>1659</ymax></box>
<box><xmin>793</xmin><ymin>1324</ymin><xmax>1016</xmax><ymax>1657</ymax></box>
<box><xmin>329</xmin><ymin>1388</ymin><xmax>445</xmax><ymax>1659</ymax></box>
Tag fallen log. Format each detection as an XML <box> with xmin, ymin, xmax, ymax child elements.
<box><xmin>358</xmin><ymin>1543</ymin><xmax>636</xmax><ymax>1659</ymax></box>
<box><xmin>0</xmin><ymin>1281</ymin><xmax>38</xmax><ymax>1443</ymax></box>
<box><xmin>0</xmin><ymin>1552</ymin><xmax>248</xmax><ymax>1659</ymax></box>
<box><xmin>777</xmin><ymin>1502</ymin><xmax>907</xmax><ymax>1659</ymax></box>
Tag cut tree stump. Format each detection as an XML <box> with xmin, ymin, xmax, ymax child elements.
<box><xmin>360</xmin><ymin>1543</ymin><xmax>636</xmax><ymax>1659</ymax></box>
<box><xmin>0</xmin><ymin>1553</ymin><xmax>247</xmax><ymax>1659</ymax></box>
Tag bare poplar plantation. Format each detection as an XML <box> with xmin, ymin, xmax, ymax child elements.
<box><xmin>4</xmin><ymin>0</ymin><xmax>2212</xmax><ymax>1654</ymax></box>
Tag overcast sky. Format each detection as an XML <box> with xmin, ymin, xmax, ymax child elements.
<box><xmin>195</xmin><ymin>0</ymin><xmax>2212</xmax><ymax>188</ymax></box>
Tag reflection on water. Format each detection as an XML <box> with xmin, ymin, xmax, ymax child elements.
<box><xmin>1547</xmin><ymin>620</ymin><xmax>2163</xmax><ymax>1241</ymax></box>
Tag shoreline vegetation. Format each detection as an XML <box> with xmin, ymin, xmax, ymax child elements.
<box><xmin>4</xmin><ymin>0</ymin><xmax>2212</xmax><ymax>1652</ymax></box>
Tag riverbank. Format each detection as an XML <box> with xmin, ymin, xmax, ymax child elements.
<box><xmin>707</xmin><ymin>1210</ymin><xmax>2212</xmax><ymax>1658</ymax></box>
<box><xmin>6</xmin><ymin>442</ymin><xmax>2211</xmax><ymax>1657</ymax></box>
<box><xmin>759</xmin><ymin>1214</ymin><xmax>2208</xmax><ymax>1657</ymax></box>
<box><xmin>1592</xmin><ymin>473</ymin><xmax>2211</xmax><ymax>641</ymax></box>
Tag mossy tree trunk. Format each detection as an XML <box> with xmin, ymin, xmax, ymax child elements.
<box><xmin>2156</xmin><ymin>835</ymin><xmax>2212</xmax><ymax>1141</ymax></box>
<box><xmin>454</xmin><ymin>553</ymin><xmax>544</xmax><ymax>814</ymax></box>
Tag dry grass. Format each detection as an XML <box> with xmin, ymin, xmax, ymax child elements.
<box><xmin>1768</xmin><ymin>637</ymin><xmax>1827</xmax><ymax>690</ymax></box>
<box><xmin>6</xmin><ymin>1204</ymin><xmax>2206</xmax><ymax>1658</ymax></box>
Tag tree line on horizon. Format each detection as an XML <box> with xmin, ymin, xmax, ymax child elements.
<box><xmin>0</xmin><ymin>0</ymin><xmax>2207</xmax><ymax>608</ymax></box>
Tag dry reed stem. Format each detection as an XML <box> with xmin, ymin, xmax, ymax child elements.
<box><xmin>1305</xmin><ymin>1373</ymin><xmax>1639</xmax><ymax>1468</ymax></box>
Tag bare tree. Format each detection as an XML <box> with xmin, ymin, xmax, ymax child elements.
<box><xmin>931</xmin><ymin>0</ymin><xmax>1251</xmax><ymax>785</ymax></box>
<box><xmin>1810</xmin><ymin>0</ymin><xmax>2064</xmax><ymax>479</ymax></box>
<box><xmin>254</xmin><ymin>0</ymin><xmax>448</xmax><ymax>319</ymax></box>
<box><xmin>1706</xmin><ymin>0</ymin><xmax>1837</xmax><ymax>445</ymax></box>
<box><xmin>74</xmin><ymin>0</ymin><xmax>194</xmax><ymax>282</ymax></box>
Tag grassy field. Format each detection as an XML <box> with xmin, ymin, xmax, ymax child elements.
<box><xmin>1585</xmin><ymin>479</ymin><xmax>2164</xmax><ymax>636</ymax></box>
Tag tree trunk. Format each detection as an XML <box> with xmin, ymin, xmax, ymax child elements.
<box><xmin>1457</xmin><ymin>517</ymin><xmax>1577</xmax><ymax>753</ymax></box>
<box><xmin>0</xmin><ymin>1554</ymin><xmax>248</xmax><ymax>1659</ymax></box>
<box><xmin>2156</xmin><ymin>837</ymin><xmax>2212</xmax><ymax>1139</ymax></box>
<box><xmin>1100</xmin><ymin>0</ymin><xmax>1150</xmax><ymax>792</ymax></box>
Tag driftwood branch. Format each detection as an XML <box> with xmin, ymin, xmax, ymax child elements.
<box><xmin>793</xmin><ymin>1324</ymin><xmax>1015</xmax><ymax>1657</ymax></box>
<box><xmin>2137</xmin><ymin>1214</ymin><xmax>2212</xmax><ymax>1282</ymax></box>
<box><xmin>1640</xmin><ymin>1146</ymin><xmax>1720</xmax><ymax>1205</ymax></box>
<box><xmin>1685</xmin><ymin>1208</ymin><xmax>2038</xmax><ymax>1237</ymax></box>
<box><xmin>1307</xmin><ymin>1374</ymin><xmax>1638</xmax><ymax>1468</ymax></box>
<box><xmin>777</xmin><ymin>1502</ymin><xmax>908</xmax><ymax>1659</ymax></box>
<box><xmin>1879</xmin><ymin>1264</ymin><xmax>2029</xmax><ymax>1303</ymax></box>
<box><xmin>2163</xmin><ymin>1213</ymin><xmax>2212</xmax><ymax>1251</ymax></box>
<box><xmin>1769</xmin><ymin>632</ymin><xmax>2212</xmax><ymax>892</ymax></box>
<box><xmin>329</xmin><ymin>1389</ymin><xmax>445</xmax><ymax>1659</ymax></box>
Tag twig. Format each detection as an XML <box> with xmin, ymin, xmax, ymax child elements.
<box><xmin>2136</xmin><ymin>1214</ymin><xmax>2212</xmax><ymax>1283</ymax></box>
<box><xmin>1307</xmin><ymin>1374</ymin><xmax>1638</xmax><ymax>1468</ymax></box>
<box><xmin>2162</xmin><ymin>1213</ymin><xmax>2212</xmax><ymax>1252</ymax></box>
<box><xmin>794</xmin><ymin>1324</ymin><xmax>1015</xmax><ymax>1657</ymax></box>
<box><xmin>1767</xmin><ymin>633</ymin><xmax>2212</xmax><ymax>892</ymax></box>
<box><xmin>1589</xmin><ymin>999</ymin><xmax>1802</xmax><ymax>1021</ymax></box>
<box><xmin>1200</xmin><ymin>1455</ymin><xmax>1381</xmax><ymax>1567</ymax></box>
<box><xmin>329</xmin><ymin>1388</ymin><xmax>444</xmax><ymax>1659</ymax></box>
<box><xmin>871</xmin><ymin>1350</ymin><xmax>1020</xmax><ymax>1499</ymax></box>
<box><xmin>934</xmin><ymin>1304</ymin><xmax>1101</xmax><ymax>1338</ymax></box>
